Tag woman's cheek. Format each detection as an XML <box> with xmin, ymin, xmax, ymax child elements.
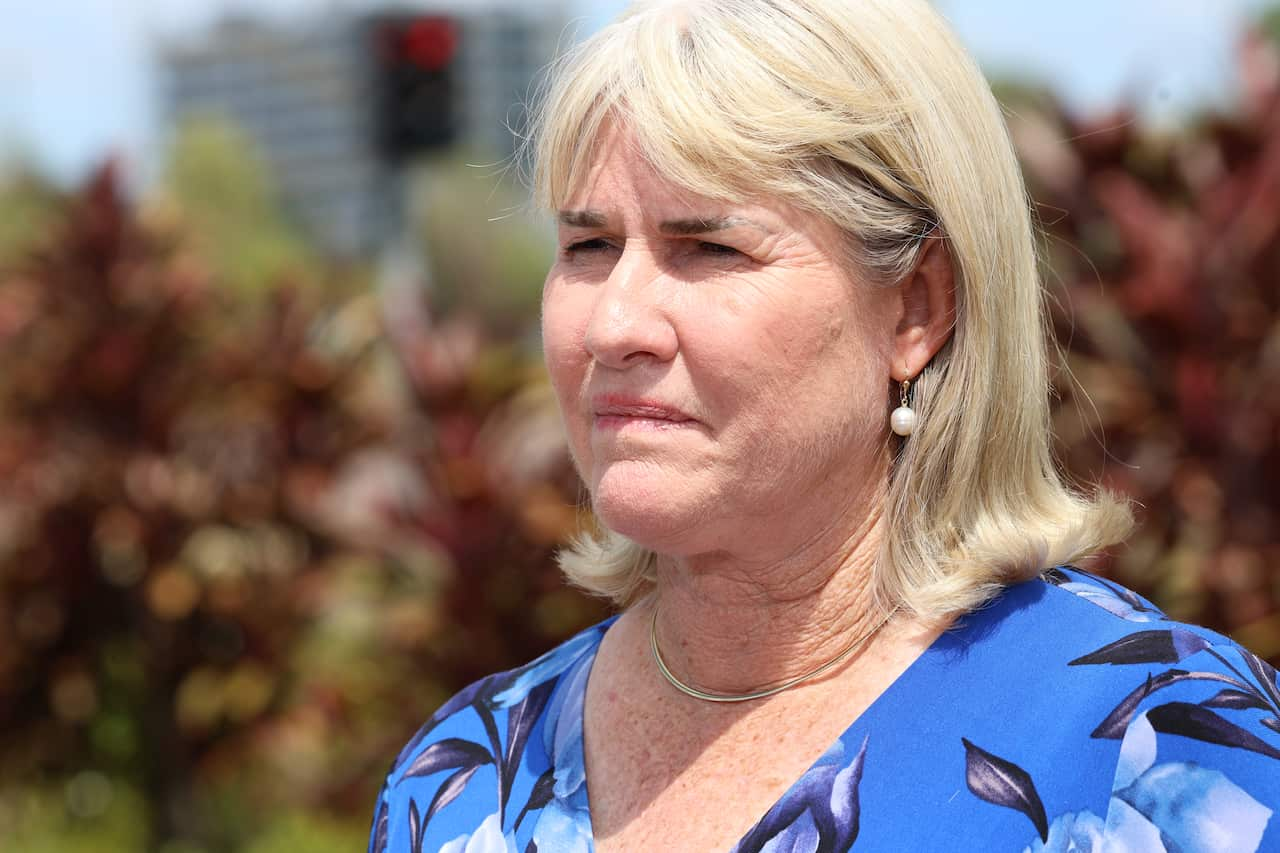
<box><xmin>541</xmin><ymin>282</ymin><xmax>584</xmax><ymax>372</ymax></box>
<box><xmin>540</xmin><ymin>290</ymin><xmax>593</xmax><ymax>460</ymax></box>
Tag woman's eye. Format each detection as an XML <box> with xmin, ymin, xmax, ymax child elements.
<box><xmin>563</xmin><ymin>238</ymin><xmax>610</xmax><ymax>254</ymax></box>
<box><xmin>697</xmin><ymin>241</ymin><xmax>742</xmax><ymax>256</ymax></box>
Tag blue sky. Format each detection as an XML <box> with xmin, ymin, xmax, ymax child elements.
<box><xmin>0</xmin><ymin>0</ymin><xmax>1274</xmax><ymax>186</ymax></box>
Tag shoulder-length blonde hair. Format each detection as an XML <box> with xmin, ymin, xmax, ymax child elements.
<box><xmin>525</xmin><ymin>0</ymin><xmax>1131</xmax><ymax>619</ymax></box>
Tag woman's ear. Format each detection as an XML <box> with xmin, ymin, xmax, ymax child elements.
<box><xmin>892</xmin><ymin>235</ymin><xmax>956</xmax><ymax>381</ymax></box>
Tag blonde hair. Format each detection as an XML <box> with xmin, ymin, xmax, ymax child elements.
<box><xmin>526</xmin><ymin>0</ymin><xmax>1132</xmax><ymax>618</ymax></box>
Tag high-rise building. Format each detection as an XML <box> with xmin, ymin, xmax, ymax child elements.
<box><xmin>159</xmin><ymin>6</ymin><xmax>570</xmax><ymax>256</ymax></box>
<box><xmin>456</xmin><ymin>9</ymin><xmax>571</xmax><ymax>163</ymax></box>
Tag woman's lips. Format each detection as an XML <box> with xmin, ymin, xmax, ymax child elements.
<box><xmin>591</xmin><ymin>395</ymin><xmax>697</xmax><ymax>430</ymax></box>
<box><xmin>594</xmin><ymin>414</ymin><xmax>693</xmax><ymax>430</ymax></box>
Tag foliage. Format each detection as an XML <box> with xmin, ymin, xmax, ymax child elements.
<box><xmin>158</xmin><ymin>118</ymin><xmax>318</xmax><ymax>297</ymax></box>
<box><xmin>0</xmin><ymin>168</ymin><xmax>64</xmax><ymax>267</ymax></box>
<box><xmin>0</xmin><ymin>162</ymin><xmax>604</xmax><ymax>850</ymax></box>
<box><xmin>1009</xmin><ymin>29</ymin><xmax>1280</xmax><ymax>658</ymax></box>
<box><xmin>411</xmin><ymin>152</ymin><xmax>553</xmax><ymax>333</ymax></box>
<box><xmin>2</xmin><ymin>781</ymin><xmax>148</xmax><ymax>853</ymax></box>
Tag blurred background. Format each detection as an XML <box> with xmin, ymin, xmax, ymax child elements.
<box><xmin>2</xmin><ymin>1</ymin><xmax>1280</xmax><ymax>849</ymax></box>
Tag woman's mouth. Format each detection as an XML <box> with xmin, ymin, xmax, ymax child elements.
<box><xmin>591</xmin><ymin>395</ymin><xmax>697</xmax><ymax>430</ymax></box>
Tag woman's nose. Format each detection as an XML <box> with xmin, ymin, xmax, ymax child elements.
<box><xmin>583</xmin><ymin>249</ymin><xmax>678</xmax><ymax>370</ymax></box>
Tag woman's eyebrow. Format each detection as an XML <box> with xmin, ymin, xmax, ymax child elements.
<box><xmin>659</xmin><ymin>216</ymin><xmax>775</xmax><ymax>236</ymax></box>
<box><xmin>557</xmin><ymin>210</ymin><xmax>775</xmax><ymax>235</ymax></box>
<box><xmin>557</xmin><ymin>210</ymin><xmax>608</xmax><ymax>228</ymax></box>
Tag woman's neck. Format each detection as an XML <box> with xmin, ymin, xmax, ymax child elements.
<box><xmin>646</xmin><ymin>505</ymin><xmax>894</xmax><ymax>697</ymax></box>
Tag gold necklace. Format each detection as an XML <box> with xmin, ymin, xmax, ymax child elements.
<box><xmin>648</xmin><ymin>604</ymin><xmax>898</xmax><ymax>703</ymax></box>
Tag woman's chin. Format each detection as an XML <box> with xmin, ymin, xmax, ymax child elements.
<box><xmin>589</xmin><ymin>466</ymin><xmax>710</xmax><ymax>553</ymax></box>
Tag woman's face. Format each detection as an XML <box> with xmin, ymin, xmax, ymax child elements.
<box><xmin>541</xmin><ymin>124</ymin><xmax>901</xmax><ymax>558</ymax></box>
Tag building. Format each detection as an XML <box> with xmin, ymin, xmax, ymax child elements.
<box><xmin>455</xmin><ymin>9</ymin><xmax>571</xmax><ymax>163</ymax></box>
<box><xmin>159</xmin><ymin>6</ymin><xmax>569</xmax><ymax>256</ymax></box>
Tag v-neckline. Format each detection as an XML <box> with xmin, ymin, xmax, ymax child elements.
<box><xmin>564</xmin><ymin>593</ymin><xmax>1009</xmax><ymax>851</ymax></box>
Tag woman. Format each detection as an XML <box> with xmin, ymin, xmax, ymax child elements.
<box><xmin>370</xmin><ymin>1</ymin><xmax>1280</xmax><ymax>850</ymax></box>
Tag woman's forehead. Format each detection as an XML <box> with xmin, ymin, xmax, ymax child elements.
<box><xmin>556</xmin><ymin>116</ymin><xmax>736</xmax><ymax>203</ymax></box>
<box><xmin>559</xmin><ymin>122</ymin><xmax>762</xmax><ymax>220</ymax></box>
<box><xmin>556</xmin><ymin>183</ymin><xmax>789</xmax><ymax>237</ymax></box>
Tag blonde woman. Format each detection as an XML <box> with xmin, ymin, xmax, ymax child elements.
<box><xmin>369</xmin><ymin>1</ymin><xmax>1280</xmax><ymax>850</ymax></box>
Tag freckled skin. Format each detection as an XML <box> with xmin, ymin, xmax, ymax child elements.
<box><xmin>541</xmin><ymin>123</ymin><xmax>901</xmax><ymax>564</ymax></box>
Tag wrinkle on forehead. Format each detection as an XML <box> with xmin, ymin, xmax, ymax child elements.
<box><xmin>562</xmin><ymin>115</ymin><xmax>744</xmax><ymax>213</ymax></box>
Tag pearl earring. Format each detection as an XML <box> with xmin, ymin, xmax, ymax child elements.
<box><xmin>890</xmin><ymin>378</ymin><xmax>917</xmax><ymax>437</ymax></box>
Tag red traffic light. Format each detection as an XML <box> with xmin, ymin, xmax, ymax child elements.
<box><xmin>393</xmin><ymin>17</ymin><xmax>457</xmax><ymax>71</ymax></box>
<box><xmin>370</xmin><ymin>13</ymin><xmax>459</xmax><ymax>158</ymax></box>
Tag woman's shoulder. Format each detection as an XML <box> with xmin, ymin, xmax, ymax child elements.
<box><xmin>942</xmin><ymin>568</ymin><xmax>1279</xmax><ymax>753</ymax></box>
<box><xmin>1034</xmin><ymin>566</ymin><xmax>1256</xmax><ymax>666</ymax></box>
<box><xmin>944</xmin><ymin>568</ymin><xmax>1280</xmax><ymax>850</ymax></box>
<box><xmin>382</xmin><ymin>615</ymin><xmax>615</xmax><ymax>789</ymax></box>
<box><xmin>1028</xmin><ymin>567</ymin><xmax>1280</xmax><ymax>787</ymax></box>
<box><xmin>1017</xmin><ymin>567</ymin><xmax>1278</xmax><ymax>724</ymax></box>
<box><xmin>368</xmin><ymin>617</ymin><xmax>612</xmax><ymax>851</ymax></box>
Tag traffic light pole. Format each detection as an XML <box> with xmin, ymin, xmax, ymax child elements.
<box><xmin>378</xmin><ymin>161</ymin><xmax>435</xmax><ymax>368</ymax></box>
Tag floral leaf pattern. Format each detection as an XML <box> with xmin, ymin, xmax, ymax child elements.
<box><xmin>1147</xmin><ymin>702</ymin><xmax>1280</xmax><ymax>761</ymax></box>
<box><xmin>402</xmin><ymin>737</ymin><xmax>494</xmax><ymax>781</ymax></box>
<box><xmin>1242</xmin><ymin>650</ymin><xmax>1280</xmax><ymax>711</ymax></box>
<box><xmin>369</xmin><ymin>796</ymin><xmax>388</xmax><ymax>853</ymax></box>
<box><xmin>1068</xmin><ymin>628</ymin><xmax>1210</xmax><ymax>666</ymax></box>
<box><xmin>1089</xmin><ymin>669</ymin><xmax>1246</xmax><ymax>739</ymax></box>
<box><xmin>733</xmin><ymin>735</ymin><xmax>867</xmax><ymax>853</ymax></box>
<box><xmin>501</xmin><ymin>680</ymin><xmax>556</xmax><ymax>813</ymax></box>
<box><xmin>962</xmin><ymin>738</ymin><xmax>1049</xmax><ymax>842</ymax></box>
<box><xmin>407</xmin><ymin>798</ymin><xmax>422</xmax><ymax>853</ymax></box>
<box><xmin>372</xmin><ymin>570</ymin><xmax>1279</xmax><ymax>851</ymax></box>
<box><xmin>426</xmin><ymin>764</ymin><xmax>484</xmax><ymax>825</ymax></box>
<box><xmin>1203</xmin><ymin>689</ymin><xmax>1272</xmax><ymax>711</ymax></box>
<box><xmin>1074</xmin><ymin>627</ymin><xmax>1280</xmax><ymax>761</ymax></box>
<box><xmin>372</xmin><ymin>620</ymin><xmax>610</xmax><ymax>851</ymax></box>
<box><xmin>392</xmin><ymin>676</ymin><xmax>497</xmax><ymax>774</ymax></box>
<box><xmin>973</xmin><ymin>716</ymin><xmax>1273</xmax><ymax>853</ymax></box>
<box><xmin>474</xmin><ymin>700</ymin><xmax>504</xmax><ymax>771</ymax></box>
<box><xmin>513</xmin><ymin>770</ymin><xmax>555</xmax><ymax>831</ymax></box>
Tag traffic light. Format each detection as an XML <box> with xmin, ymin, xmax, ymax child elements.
<box><xmin>370</xmin><ymin>14</ymin><xmax>459</xmax><ymax>161</ymax></box>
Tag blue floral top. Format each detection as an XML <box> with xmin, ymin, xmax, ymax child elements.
<box><xmin>368</xmin><ymin>568</ymin><xmax>1280</xmax><ymax>852</ymax></box>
